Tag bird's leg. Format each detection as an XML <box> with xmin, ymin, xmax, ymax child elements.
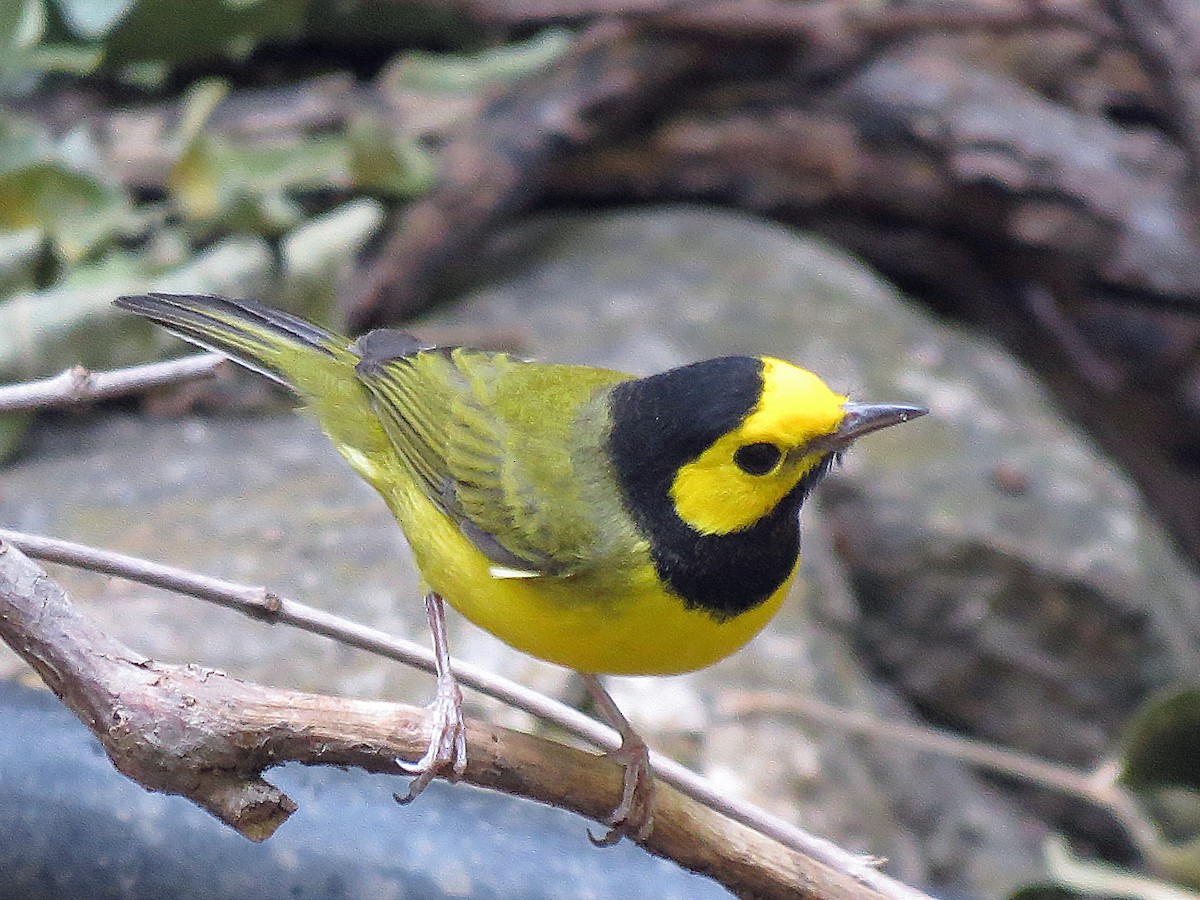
<box><xmin>581</xmin><ymin>673</ymin><xmax>656</xmax><ymax>846</ymax></box>
<box><xmin>394</xmin><ymin>592</ymin><xmax>468</xmax><ymax>803</ymax></box>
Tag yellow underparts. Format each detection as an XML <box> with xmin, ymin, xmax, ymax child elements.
<box><xmin>384</xmin><ymin>477</ymin><xmax>797</xmax><ymax>676</ymax></box>
<box><xmin>671</xmin><ymin>357</ymin><xmax>847</xmax><ymax>535</ymax></box>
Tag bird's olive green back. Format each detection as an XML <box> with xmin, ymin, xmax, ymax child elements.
<box><xmin>115</xmin><ymin>294</ymin><xmax>649</xmax><ymax>580</ymax></box>
<box><xmin>351</xmin><ymin>345</ymin><xmax>639</xmax><ymax>576</ymax></box>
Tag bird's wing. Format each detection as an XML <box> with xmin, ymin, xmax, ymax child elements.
<box><xmin>352</xmin><ymin>331</ymin><xmax>624</xmax><ymax>577</ymax></box>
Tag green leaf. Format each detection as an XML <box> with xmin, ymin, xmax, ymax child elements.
<box><xmin>165</xmin><ymin>80</ymin><xmax>355</xmax><ymax>236</ymax></box>
<box><xmin>1122</xmin><ymin>688</ymin><xmax>1200</xmax><ymax>794</ymax></box>
<box><xmin>169</xmin><ymin>133</ymin><xmax>350</xmax><ymax>236</ymax></box>
<box><xmin>0</xmin><ymin>113</ymin><xmax>131</xmax><ymax>262</ymax></box>
<box><xmin>0</xmin><ymin>0</ymin><xmax>104</xmax><ymax>91</ymax></box>
<box><xmin>54</xmin><ymin>0</ymin><xmax>138</xmax><ymax>39</ymax></box>
<box><xmin>100</xmin><ymin>0</ymin><xmax>308</xmax><ymax>66</ymax></box>
<box><xmin>174</xmin><ymin>78</ymin><xmax>228</xmax><ymax>148</ymax></box>
<box><xmin>278</xmin><ymin>198</ymin><xmax>383</xmax><ymax>322</ymax></box>
<box><xmin>383</xmin><ymin>28</ymin><xmax>573</xmax><ymax>92</ymax></box>
<box><xmin>1119</xmin><ymin>688</ymin><xmax>1200</xmax><ymax>890</ymax></box>
<box><xmin>0</xmin><ymin>163</ymin><xmax>126</xmax><ymax>260</ymax></box>
<box><xmin>19</xmin><ymin>43</ymin><xmax>103</xmax><ymax>74</ymax></box>
<box><xmin>346</xmin><ymin>115</ymin><xmax>436</xmax><ymax>199</ymax></box>
<box><xmin>0</xmin><ymin>0</ymin><xmax>43</xmax><ymax>52</ymax></box>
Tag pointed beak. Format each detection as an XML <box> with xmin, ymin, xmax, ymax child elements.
<box><xmin>832</xmin><ymin>401</ymin><xmax>928</xmax><ymax>448</ymax></box>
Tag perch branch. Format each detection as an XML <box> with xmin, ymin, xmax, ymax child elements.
<box><xmin>0</xmin><ymin>539</ymin><xmax>896</xmax><ymax>899</ymax></box>
<box><xmin>0</xmin><ymin>528</ymin><xmax>932</xmax><ymax>900</ymax></box>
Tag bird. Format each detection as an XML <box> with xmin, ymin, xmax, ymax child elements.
<box><xmin>114</xmin><ymin>292</ymin><xmax>927</xmax><ymax>844</ymax></box>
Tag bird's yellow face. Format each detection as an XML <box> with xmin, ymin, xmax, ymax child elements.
<box><xmin>670</xmin><ymin>358</ymin><xmax>847</xmax><ymax>535</ymax></box>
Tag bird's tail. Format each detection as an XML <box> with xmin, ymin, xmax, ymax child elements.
<box><xmin>114</xmin><ymin>292</ymin><xmax>353</xmax><ymax>387</ymax></box>
<box><xmin>114</xmin><ymin>293</ymin><xmax>385</xmax><ymax>455</ymax></box>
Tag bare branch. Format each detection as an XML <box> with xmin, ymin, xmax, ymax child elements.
<box><xmin>1023</xmin><ymin>284</ymin><xmax>1124</xmax><ymax>392</ymax></box>
<box><xmin>0</xmin><ymin>354</ymin><xmax>227</xmax><ymax>413</ymax></box>
<box><xmin>0</xmin><ymin>537</ymin><xmax>923</xmax><ymax>900</ymax></box>
<box><xmin>0</xmin><ymin>528</ymin><xmax>932</xmax><ymax>899</ymax></box>
<box><xmin>719</xmin><ymin>689</ymin><xmax>1161</xmax><ymax>857</ymax></box>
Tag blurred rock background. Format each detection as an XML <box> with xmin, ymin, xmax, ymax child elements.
<box><xmin>4</xmin><ymin>3</ymin><xmax>1200</xmax><ymax>899</ymax></box>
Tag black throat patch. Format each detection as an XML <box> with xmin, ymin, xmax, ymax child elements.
<box><xmin>607</xmin><ymin>357</ymin><xmax>829</xmax><ymax>621</ymax></box>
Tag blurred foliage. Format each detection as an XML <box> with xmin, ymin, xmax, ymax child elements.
<box><xmin>1</xmin><ymin>0</ymin><xmax>102</xmax><ymax>92</ymax></box>
<box><xmin>1119</xmin><ymin>688</ymin><xmax>1200</xmax><ymax>892</ymax></box>
<box><xmin>46</xmin><ymin>0</ymin><xmax>475</xmax><ymax>68</ymax></box>
<box><xmin>0</xmin><ymin>113</ymin><xmax>133</xmax><ymax>262</ymax></box>
<box><xmin>1021</xmin><ymin>834</ymin><xmax>1200</xmax><ymax>900</ymax></box>
<box><xmin>170</xmin><ymin>78</ymin><xmax>346</xmax><ymax>236</ymax></box>
<box><xmin>0</xmin><ymin>0</ymin><xmax>570</xmax><ymax>459</ymax></box>
<box><xmin>1007</xmin><ymin>688</ymin><xmax>1200</xmax><ymax>899</ymax></box>
<box><xmin>73</xmin><ymin>0</ymin><xmax>310</xmax><ymax>67</ymax></box>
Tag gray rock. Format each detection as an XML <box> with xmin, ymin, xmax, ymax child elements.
<box><xmin>820</xmin><ymin>328</ymin><xmax>1200</xmax><ymax>763</ymax></box>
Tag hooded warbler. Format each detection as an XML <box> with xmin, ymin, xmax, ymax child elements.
<box><xmin>114</xmin><ymin>292</ymin><xmax>926</xmax><ymax>843</ymax></box>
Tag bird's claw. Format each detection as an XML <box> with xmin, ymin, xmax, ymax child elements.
<box><xmin>394</xmin><ymin>675</ymin><xmax>467</xmax><ymax>804</ymax></box>
<box><xmin>587</xmin><ymin>732</ymin><xmax>655</xmax><ymax>846</ymax></box>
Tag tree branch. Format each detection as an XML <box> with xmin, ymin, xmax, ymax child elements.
<box><xmin>718</xmin><ymin>689</ymin><xmax>1161</xmax><ymax>859</ymax></box>
<box><xmin>0</xmin><ymin>354</ymin><xmax>227</xmax><ymax>413</ymax></box>
<box><xmin>0</xmin><ymin>528</ymin><xmax>933</xmax><ymax>900</ymax></box>
<box><xmin>0</xmin><ymin>537</ymin><xmax>906</xmax><ymax>900</ymax></box>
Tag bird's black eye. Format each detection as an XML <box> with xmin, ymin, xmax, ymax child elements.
<box><xmin>733</xmin><ymin>442</ymin><xmax>782</xmax><ymax>476</ymax></box>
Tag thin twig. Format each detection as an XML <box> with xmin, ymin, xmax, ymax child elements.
<box><xmin>0</xmin><ymin>528</ymin><xmax>932</xmax><ymax>900</ymax></box>
<box><xmin>1024</xmin><ymin>284</ymin><xmax>1124</xmax><ymax>393</ymax></box>
<box><xmin>719</xmin><ymin>689</ymin><xmax>1162</xmax><ymax>856</ymax></box>
<box><xmin>0</xmin><ymin>354</ymin><xmax>227</xmax><ymax>413</ymax></box>
<box><xmin>0</xmin><ymin>540</ymin><xmax>876</xmax><ymax>900</ymax></box>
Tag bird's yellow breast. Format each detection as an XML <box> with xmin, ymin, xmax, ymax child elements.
<box><xmin>386</xmin><ymin>476</ymin><xmax>794</xmax><ymax>676</ymax></box>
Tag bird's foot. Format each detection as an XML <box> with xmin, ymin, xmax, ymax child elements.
<box><xmin>588</xmin><ymin>729</ymin><xmax>656</xmax><ymax>846</ymax></box>
<box><xmin>394</xmin><ymin>672</ymin><xmax>468</xmax><ymax>803</ymax></box>
<box><xmin>580</xmin><ymin>673</ymin><xmax>656</xmax><ymax>846</ymax></box>
<box><xmin>394</xmin><ymin>592</ymin><xmax>467</xmax><ymax>804</ymax></box>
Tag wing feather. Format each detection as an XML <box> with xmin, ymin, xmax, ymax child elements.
<box><xmin>352</xmin><ymin>338</ymin><xmax>625</xmax><ymax>576</ymax></box>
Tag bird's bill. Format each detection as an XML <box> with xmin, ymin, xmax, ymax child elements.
<box><xmin>833</xmin><ymin>401</ymin><xmax>928</xmax><ymax>447</ymax></box>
